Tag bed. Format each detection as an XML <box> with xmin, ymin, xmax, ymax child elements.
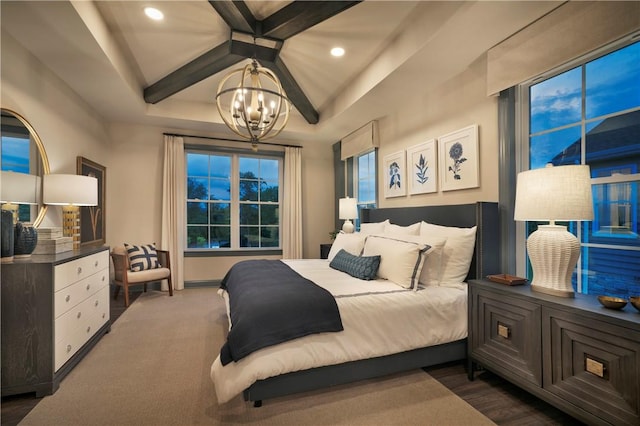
<box><xmin>211</xmin><ymin>202</ymin><xmax>500</xmax><ymax>406</ymax></box>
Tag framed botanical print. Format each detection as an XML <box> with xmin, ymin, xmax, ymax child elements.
<box><xmin>438</xmin><ymin>125</ymin><xmax>479</xmax><ymax>191</ymax></box>
<box><xmin>383</xmin><ymin>150</ymin><xmax>406</xmax><ymax>198</ymax></box>
<box><xmin>77</xmin><ymin>156</ymin><xmax>106</xmax><ymax>246</ymax></box>
<box><xmin>407</xmin><ymin>139</ymin><xmax>437</xmax><ymax>195</ymax></box>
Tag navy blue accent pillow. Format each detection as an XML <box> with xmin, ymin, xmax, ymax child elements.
<box><xmin>329</xmin><ymin>249</ymin><xmax>381</xmax><ymax>281</ymax></box>
<box><xmin>125</xmin><ymin>243</ymin><xmax>161</xmax><ymax>272</ymax></box>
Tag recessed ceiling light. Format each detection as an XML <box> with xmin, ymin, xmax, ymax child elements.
<box><xmin>144</xmin><ymin>7</ymin><xmax>164</xmax><ymax>21</ymax></box>
<box><xmin>331</xmin><ymin>47</ymin><xmax>345</xmax><ymax>57</ymax></box>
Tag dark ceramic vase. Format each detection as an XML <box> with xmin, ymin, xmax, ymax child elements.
<box><xmin>14</xmin><ymin>221</ymin><xmax>38</xmax><ymax>258</ymax></box>
<box><xmin>1</xmin><ymin>210</ymin><xmax>14</xmax><ymax>261</ymax></box>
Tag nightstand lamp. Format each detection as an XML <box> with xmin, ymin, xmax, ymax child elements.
<box><xmin>339</xmin><ymin>197</ymin><xmax>358</xmax><ymax>233</ymax></box>
<box><xmin>43</xmin><ymin>174</ymin><xmax>97</xmax><ymax>250</ymax></box>
<box><xmin>514</xmin><ymin>164</ymin><xmax>593</xmax><ymax>297</ymax></box>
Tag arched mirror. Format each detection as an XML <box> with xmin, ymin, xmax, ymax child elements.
<box><xmin>1</xmin><ymin>108</ymin><xmax>50</xmax><ymax>226</ymax></box>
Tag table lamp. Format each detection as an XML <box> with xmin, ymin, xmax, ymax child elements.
<box><xmin>514</xmin><ymin>164</ymin><xmax>593</xmax><ymax>297</ymax></box>
<box><xmin>43</xmin><ymin>174</ymin><xmax>97</xmax><ymax>250</ymax></box>
<box><xmin>1</xmin><ymin>171</ymin><xmax>40</xmax><ymax>261</ymax></box>
<box><xmin>339</xmin><ymin>197</ymin><xmax>358</xmax><ymax>233</ymax></box>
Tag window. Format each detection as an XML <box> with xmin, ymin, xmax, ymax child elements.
<box><xmin>354</xmin><ymin>150</ymin><xmax>376</xmax><ymax>229</ymax></box>
<box><xmin>520</xmin><ymin>40</ymin><xmax>640</xmax><ymax>297</ymax></box>
<box><xmin>186</xmin><ymin>150</ymin><xmax>282</xmax><ymax>250</ymax></box>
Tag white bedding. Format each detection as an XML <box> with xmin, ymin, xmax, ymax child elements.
<box><xmin>210</xmin><ymin>259</ymin><xmax>468</xmax><ymax>404</ymax></box>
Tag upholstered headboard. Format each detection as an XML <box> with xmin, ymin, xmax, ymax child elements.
<box><xmin>361</xmin><ymin>202</ymin><xmax>500</xmax><ymax>281</ymax></box>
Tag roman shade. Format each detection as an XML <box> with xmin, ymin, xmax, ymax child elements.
<box><xmin>340</xmin><ymin>121</ymin><xmax>379</xmax><ymax>160</ymax></box>
<box><xmin>486</xmin><ymin>1</ymin><xmax>640</xmax><ymax>96</ymax></box>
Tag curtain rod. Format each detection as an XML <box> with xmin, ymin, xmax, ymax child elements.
<box><xmin>163</xmin><ymin>132</ymin><xmax>303</xmax><ymax>149</ymax></box>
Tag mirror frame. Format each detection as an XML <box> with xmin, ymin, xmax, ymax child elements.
<box><xmin>1</xmin><ymin>108</ymin><xmax>50</xmax><ymax>227</ymax></box>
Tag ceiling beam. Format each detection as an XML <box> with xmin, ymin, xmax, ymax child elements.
<box><xmin>261</xmin><ymin>1</ymin><xmax>362</xmax><ymax>40</ymax></box>
<box><xmin>229</xmin><ymin>40</ymin><xmax>279</xmax><ymax>63</ymax></box>
<box><xmin>208</xmin><ymin>1</ymin><xmax>255</xmax><ymax>33</ymax></box>
<box><xmin>264</xmin><ymin>56</ymin><xmax>319</xmax><ymax>124</ymax></box>
<box><xmin>144</xmin><ymin>41</ymin><xmax>244</xmax><ymax>104</ymax></box>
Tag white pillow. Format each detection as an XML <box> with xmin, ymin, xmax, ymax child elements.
<box><xmin>362</xmin><ymin>235</ymin><xmax>429</xmax><ymax>290</ymax></box>
<box><xmin>385</xmin><ymin>222</ymin><xmax>421</xmax><ymax>236</ymax></box>
<box><xmin>327</xmin><ymin>232</ymin><xmax>366</xmax><ymax>261</ymax></box>
<box><xmin>417</xmin><ymin>237</ymin><xmax>447</xmax><ymax>287</ymax></box>
<box><xmin>420</xmin><ymin>222</ymin><xmax>477</xmax><ymax>285</ymax></box>
<box><xmin>359</xmin><ymin>219</ymin><xmax>389</xmax><ymax>235</ymax></box>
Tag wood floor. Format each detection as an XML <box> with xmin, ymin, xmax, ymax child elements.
<box><xmin>1</xmin><ymin>288</ymin><xmax>583</xmax><ymax>426</ymax></box>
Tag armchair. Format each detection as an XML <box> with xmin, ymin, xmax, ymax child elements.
<box><xmin>110</xmin><ymin>245</ymin><xmax>173</xmax><ymax>307</ymax></box>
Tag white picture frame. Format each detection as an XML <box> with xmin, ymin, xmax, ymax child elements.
<box><xmin>407</xmin><ymin>139</ymin><xmax>437</xmax><ymax>195</ymax></box>
<box><xmin>438</xmin><ymin>124</ymin><xmax>479</xmax><ymax>191</ymax></box>
<box><xmin>383</xmin><ymin>150</ymin><xmax>406</xmax><ymax>198</ymax></box>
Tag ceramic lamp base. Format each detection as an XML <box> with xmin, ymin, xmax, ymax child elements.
<box><xmin>527</xmin><ymin>224</ymin><xmax>580</xmax><ymax>298</ymax></box>
<box><xmin>342</xmin><ymin>219</ymin><xmax>354</xmax><ymax>233</ymax></box>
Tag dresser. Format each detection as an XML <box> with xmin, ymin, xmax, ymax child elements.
<box><xmin>1</xmin><ymin>246</ymin><xmax>111</xmax><ymax>397</ymax></box>
<box><xmin>468</xmin><ymin>279</ymin><xmax>640</xmax><ymax>426</ymax></box>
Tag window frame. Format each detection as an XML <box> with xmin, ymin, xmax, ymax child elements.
<box><xmin>185</xmin><ymin>147</ymin><xmax>284</xmax><ymax>254</ymax></box>
<box><xmin>352</xmin><ymin>148</ymin><xmax>377</xmax><ymax>230</ymax></box>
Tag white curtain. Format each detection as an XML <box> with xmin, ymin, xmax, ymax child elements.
<box><xmin>282</xmin><ymin>146</ymin><xmax>303</xmax><ymax>259</ymax></box>
<box><xmin>161</xmin><ymin>135</ymin><xmax>185</xmax><ymax>291</ymax></box>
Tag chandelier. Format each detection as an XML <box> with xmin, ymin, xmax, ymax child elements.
<box><xmin>215</xmin><ymin>59</ymin><xmax>290</xmax><ymax>144</ymax></box>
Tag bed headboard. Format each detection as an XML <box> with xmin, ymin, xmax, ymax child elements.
<box><xmin>361</xmin><ymin>202</ymin><xmax>500</xmax><ymax>281</ymax></box>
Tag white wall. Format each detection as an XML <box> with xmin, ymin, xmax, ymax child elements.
<box><xmin>2</xmin><ymin>29</ymin><xmax>496</xmax><ymax>284</ymax></box>
<box><xmin>1</xmin><ymin>31</ymin><xmax>111</xmax><ymax>228</ymax></box>
<box><xmin>375</xmin><ymin>55</ymin><xmax>499</xmax><ymax>207</ymax></box>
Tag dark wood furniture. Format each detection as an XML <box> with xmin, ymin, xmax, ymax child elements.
<box><xmin>242</xmin><ymin>202</ymin><xmax>501</xmax><ymax>406</ymax></box>
<box><xmin>320</xmin><ymin>243</ymin><xmax>332</xmax><ymax>259</ymax></box>
<box><xmin>468</xmin><ymin>279</ymin><xmax>640</xmax><ymax>426</ymax></box>
<box><xmin>1</xmin><ymin>246</ymin><xmax>111</xmax><ymax>397</ymax></box>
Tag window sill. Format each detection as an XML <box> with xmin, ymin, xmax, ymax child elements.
<box><xmin>185</xmin><ymin>249</ymin><xmax>282</xmax><ymax>258</ymax></box>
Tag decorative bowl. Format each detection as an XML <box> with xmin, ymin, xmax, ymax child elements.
<box><xmin>629</xmin><ymin>296</ymin><xmax>640</xmax><ymax>313</ymax></box>
<box><xmin>597</xmin><ymin>295</ymin><xmax>627</xmax><ymax>310</ymax></box>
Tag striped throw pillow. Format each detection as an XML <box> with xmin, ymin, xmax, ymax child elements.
<box><xmin>125</xmin><ymin>243</ymin><xmax>161</xmax><ymax>272</ymax></box>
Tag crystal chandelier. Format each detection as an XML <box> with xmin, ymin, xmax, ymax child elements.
<box><xmin>215</xmin><ymin>59</ymin><xmax>290</xmax><ymax>145</ymax></box>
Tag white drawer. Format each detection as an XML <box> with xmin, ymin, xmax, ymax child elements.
<box><xmin>54</xmin><ymin>250</ymin><xmax>109</xmax><ymax>292</ymax></box>
<box><xmin>54</xmin><ymin>267</ymin><xmax>108</xmax><ymax>319</ymax></box>
<box><xmin>54</xmin><ymin>285</ymin><xmax>110</xmax><ymax>371</ymax></box>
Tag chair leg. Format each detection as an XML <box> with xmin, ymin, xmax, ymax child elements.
<box><xmin>143</xmin><ymin>283</ymin><xmax>147</xmax><ymax>293</ymax></box>
<box><xmin>114</xmin><ymin>285</ymin><xmax>121</xmax><ymax>300</ymax></box>
<box><xmin>167</xmin><ymin>274</ymin><xmax>173</xmax><ymax>297</ymax></box>
<box><xmin>124</xmin><ymin>283</ymin><xmax>130</xmax><ymax>307</ymax></box>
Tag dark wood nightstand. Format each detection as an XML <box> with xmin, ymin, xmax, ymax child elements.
<box><xmin>468</xmin><ymin>279</ymin><xmax>640</xmax><ymax>426</ymax></box>
<box><xmin>320</xmin><ymin>243</ymin><xmax>332</xmax><ymax>259</ymax></box>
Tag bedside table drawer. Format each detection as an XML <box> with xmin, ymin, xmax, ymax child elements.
<box><xmin>470</xmin><ymin>287</ymin><xmax>542</xmax><ymax>386</ymax></box>
<box><xmin>543</xmin><ymin>307</ymin><xmax>640</xmax><ymax>426</ymax></box>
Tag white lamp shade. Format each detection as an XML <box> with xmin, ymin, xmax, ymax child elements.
<box><xmin>514</xmin><ymin>164</ymin><xmax>594</xmax><ymax>222</ymax></box>
<box><xmin>43</xmin><ymin>174</ymin><xmax>98</xmax><ymax>206</ymax></box>
<box><xmin>0</xmin><ymin>171</ymin><xmax>40</xmax><ymax>204</ymax></box>
<box><xmin>339</xmin><ymin>197</ymin><xmax>358</xmax><ymax>220</ymax></box>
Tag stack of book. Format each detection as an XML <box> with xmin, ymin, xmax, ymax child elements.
<box><xmin>33</xmin><ymin>227</ymin><xmax>73</xmax><ymax>254</ymax></box>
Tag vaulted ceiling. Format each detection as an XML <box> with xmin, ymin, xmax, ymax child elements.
<box><xmin>1</xmin><ymin>1</ymin><xmax>561</xmax><ymax>145</ymax></box>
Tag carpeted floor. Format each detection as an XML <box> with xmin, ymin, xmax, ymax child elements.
<box><xmin>19</xmin><ymin>288</ymin><xmax>495</xmax><ymax>425</ymax></box>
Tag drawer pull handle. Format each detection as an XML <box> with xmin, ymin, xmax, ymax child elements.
<box><xmin>86</xmin><ymin>284</ymin><xmax>91</xmax><ymax>291</ymax></box>
<box><xmin>86</xmin><ymin>326</ymin><xmax>91</xmax><ymax>333</ymax></box>
<box><xmin>497</xmin><ymin>323</ymin><xmax>510</xmax><ymax>339</ymax></box>
<box><xmin>77</xmin><ymin>266</ymin><xmax>82</xmax><ymax>274</ymax></box>
<box><xmin>102</xmin><ymin>275</ymin><xmax>106</xmax><ymax>282</ymax></box>
<box><xmin>66</xmin><ymin>344</ymin><xmax>72</xmax><ymax>353</ymax></box>
<box><xmin>585</xmin><ymin>356</ymin><xmax>607</xmax><ymax>379</ymax></box>
<box><xmin>102</xmin><ymin>313</ymin><xmax>106</xmax><ymax>319</ymax></box>
<box><xmin>65</xmin><ymin>295</ymin><xmax>71</xmax><ymax>303</ymax></box>
<box><xmin>77</xmin><ymin>312</ymin><xmax>82</xmax><ymax>319</ymax></box>
<box><xmin>95</xmin><ymin>300</ymin><xmax>99</xmax><ymax>307</ymax></box>
<box><xmin>94</xmin><ymin>261</ymin><xmax>99</xmax><ymax>267</ymax></box>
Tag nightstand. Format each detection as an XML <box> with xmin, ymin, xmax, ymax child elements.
<box><xmin>468</xmin><ymin>279</ymin><xmax>640</xmax><ymax>426</ymax></box>
<box><xmin>320</xmin><ymin>243</ymin><xmax>332</xmax><ymax>259</ymax></box>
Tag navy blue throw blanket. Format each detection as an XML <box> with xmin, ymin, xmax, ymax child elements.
<box><xmin>219</xmin><ymin>260</ymin><xmax>343</xmax><ymax>365</ymax></box>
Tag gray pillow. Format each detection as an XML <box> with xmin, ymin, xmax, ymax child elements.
<box><xmin>329</xmin><ymin>249</ymin><xmax>381</xmax><ymax>281</ymax></box>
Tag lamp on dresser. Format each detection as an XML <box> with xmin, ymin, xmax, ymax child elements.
<box><xmin>339</xmin><ymin>197</ymin><xmax>358</xmax><ymax>233</ymax></box>
<box><xmin>43</xmin><ymin>174</ymin><xmax>97</xmax><ymax>250</ymax></box>
<box><xmin>514</xmin><ymin>164</ymin><xmax>594</xmax><ymax>297</ymax></box>
<box><xmin>1</xmin><ymin>171</ymin><xmax>40</xmax><ymax>261</ymax></box>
